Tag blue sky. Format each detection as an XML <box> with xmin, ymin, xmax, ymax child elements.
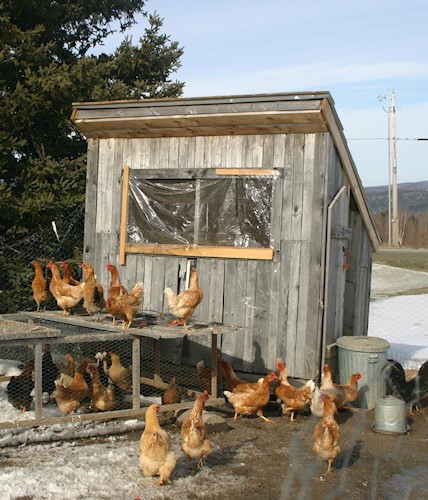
<box><xmin>93</xmin><ymin>0</ymin><xmax>428</xmax><ymax>187</ymax></box>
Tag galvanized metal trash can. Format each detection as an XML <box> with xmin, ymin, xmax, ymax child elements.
<box><xmin>336</xmin><ymin>336</ymin><xmax>390</xmax><ymax>409</ymax></box>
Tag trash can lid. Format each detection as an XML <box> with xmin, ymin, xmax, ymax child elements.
<box><xmin>336</xmin><ymin>335</ymin><xmax>390</xmax><ymax>353</ymax></box>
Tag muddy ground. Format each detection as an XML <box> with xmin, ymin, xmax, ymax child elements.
<box><xmin>190</xmin><ymin>399</ymin><xmax>428</xmax><ymax>500</ymax></box>
<box><xmin>2</xmin><ymin>396</ymin><xmax>426</xmax><ymax>500</ymax></box>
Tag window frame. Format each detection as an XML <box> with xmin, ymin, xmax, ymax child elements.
<box><xmin>119</xmin><ymin>165</ymin><xmax>281</xmax><ymax>264</ymax></box>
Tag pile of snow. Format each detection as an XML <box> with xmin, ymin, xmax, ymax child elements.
<box><xmin>368</xmin><ymin>294</ymin><xmax>428</xmax><ymax>369</ymax></box>
<box><xmin>368</xmin><ymin>263</ymin><xmax>428</xmax><ymax>369</ymax></box>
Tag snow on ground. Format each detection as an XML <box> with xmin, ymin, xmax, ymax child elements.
<box><xmin>0</xmin><ymin>264</ymin><xmax>426</xmax><ymax>499</ymax></box>
<box><xmin>368</xmin><ymin>294</ymin><xmax>428</xmax><ymax>369</ymax></box>
<box><xmin>368</xmin><ymin>263</ymin><xmax>428</xmax><ymax>369</ymax></box>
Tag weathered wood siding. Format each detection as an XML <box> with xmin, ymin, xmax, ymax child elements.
<box><xmin>83</xmin><ymin>133</ymin><xmax>332</xmax><ymax>379</ymax></box>
<box><xmin>83</xmin><ymin>131</ymin><xmax>373</xmax><ymax>381</ymax></box>
<box><xmin>343</xmin><ymin>207</ymin><xmax>373</xmax><ymax>336</ymax></box>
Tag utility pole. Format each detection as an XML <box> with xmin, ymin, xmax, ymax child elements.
<box><xmin>378</xmin><ymin>93</ymin><xmax>392</xmax><ymax>246</ymax></box>
<box><xmin>391</xmin><ymin>91</ymin><xmax>399</xmax><ymax>247</ymax></box>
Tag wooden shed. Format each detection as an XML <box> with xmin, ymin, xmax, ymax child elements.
<box><xmin>71</xmin><ymin>91</ymin><xmax>380</xmax><ymax>381</ymax></box>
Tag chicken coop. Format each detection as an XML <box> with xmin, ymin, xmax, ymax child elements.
<box><xmin>0</xmin><ymin>313</ymin><xmax>223</xmax><ymax>430</ymax></box>
<box><xmin>65</xmin><ymin>91</ymin><xmax>379</xmax><ymax>384</ymax></box>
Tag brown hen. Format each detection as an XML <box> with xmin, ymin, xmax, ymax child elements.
<box><xmin>314</xmin><ymin>392</ymin><xmax>341</xmax><ymax>474</ymax></box>
<box><xmin>31</xmin><ymin>260</ymin><xmax>51</xmax><ymax>311</ymax></box>
<box><xmin>47</xmin><ymin>261</ymin><xmax>84</xmax><ymax>316</ymax></box>
<box><xmin>224</xmin><ymin>371</ymin><xmax>277</xmax><ymax>422</ymax></box>
<box><xmin>139</xmin><ymin>403</ymin><xmax>177</xmax><ymax>485</ymax></box>
<box><xmin>275</xmin><ymin>359</ymin><xmax>315</xmax><ymax>421</ymax></box>
<box><xmin>164</xmin><ymin>267</ymin><xmax>203</xmax><ymax>332</ymax></box>
<box><xmin>181</xmin><ymin>391</ymin><xmax>212</xmax><ymax>469</ymax></box>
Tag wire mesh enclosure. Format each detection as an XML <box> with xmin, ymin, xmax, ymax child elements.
<box><xmin>0</xmin><ymin>313</ymin><xmax>224</xmax><ymax>431</ymax></box>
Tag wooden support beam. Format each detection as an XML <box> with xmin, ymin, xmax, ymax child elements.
<box><xmin>34</xmin><ymin>344</ymin><xmax>43</xmax><ymax>421</ymax></box>
<box><xmin>119</xmin><ymin>164</ymin><xmax>130</xmax><ymax>266</ymax></box>
<box><xmin>125</xmin><ymin>243</ymin><xmax>274</xmax><ymax>260</ymax></box>
<box><xmin>132</xmin><ymin>337</ymin><xmax>141</xmax><ymax>410</ymax></box>
<box><xmin>211</xmin><ymin>333</ymin><xmax>218</xmax><ymax>397</ymax></box>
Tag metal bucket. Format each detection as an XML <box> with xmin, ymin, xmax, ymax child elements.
<box><xmin>374</xmin><ymin>396</ymin><xmax>407</xmax><ymax>434</ymax></box>
<box><xmin>336</xmin><ymin>336</ymin><xmax>390</xmax><ymax>409</ymax></box>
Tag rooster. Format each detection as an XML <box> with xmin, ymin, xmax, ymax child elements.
<box><xmin>30</xmin><ymin>260</ymin><xmax>51</xmax><ymax>311</ymax></box>
<box><xmin>139</xmin><ymin>403</ymin><xmax>177</xmax><ymax>486</ymax></box>
<box><xmin>224</xmin><ymin>371</ymin><xmax>277</xmax><ymax>422</ymax></box>
<box><xmin>47</xmin><ymin>261</ymin><xmax>84</xmax><ymax>316</ymax></box>
<box><xmin>382</xmin><ymin>359</ymin><xmax>428</xmax><ymax>411</ymax></box>
<box><xmin>275</xmin><ymin>359</ymin><xmax>315</xmax><ymax>421</ymax></box>
<box><xmin>164</xmin><ymin>267</ymin><xmax>203</xmax><ymax>332</ymax></box>
<box><xmin>181</xmin><ymin>391</ymin><xmax>212</xmax><ymax>469</ymax></box>
<box><xmin>314</xmin><ymin>392</ymin><xmax>341</xmax><ymax>474</ymax></box>
<box><xmin>80</xmin><ymin>262</ymin><xmax>106</xmax><ymax>319</ymax></box>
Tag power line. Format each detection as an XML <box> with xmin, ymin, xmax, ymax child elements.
<box><xmin>348</xmin><ymin>137</ymin><xmax>428</xmax><ymax>141</ymax></box>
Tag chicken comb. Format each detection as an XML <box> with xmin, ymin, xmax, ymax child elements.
<box><xmin>277</xmin><ymin>359</ymin><xmax>286</xmax><ymax>371</ymax></box>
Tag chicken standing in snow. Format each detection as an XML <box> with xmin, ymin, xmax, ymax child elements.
<box><xmin>139</xmin><ymin>403</ymin><xmax>177</xmax><ymax>486</ymax></box>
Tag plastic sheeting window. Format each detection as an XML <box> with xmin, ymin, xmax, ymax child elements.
<box><xmin>127</xmin><ymin>172</ymin><xmax>273</xmax><ymax>248</ymax></box>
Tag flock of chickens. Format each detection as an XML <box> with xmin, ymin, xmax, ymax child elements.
<box><xmin>6</xmin><ymin>348</ymin><xmax>134</xmax><ymax>414</ymax></box>
<box><xmin>17</xmin><ymin>259</ymin><xmax>427</xmax><ymax>484</ymax></box>
<box><xmin>31</xmin><ymin>260</ymin><xmax>203</xmax><ymax>331</ymax></box>
<box><xmin>140</xmin><ymin>355</ymin><xmax>365</xmax><ymax>482</ymax></box>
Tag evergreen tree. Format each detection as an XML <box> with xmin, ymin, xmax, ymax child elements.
<box><xmin>0</xmin><ymin>1</ymin><xmax>184</xmax><ymax>237</ymax></box>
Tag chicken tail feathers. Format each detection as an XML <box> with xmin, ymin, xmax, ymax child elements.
<box><xmin>305</xmin><ymin>379</ymin><xmax>316</xmax><ymax>392</ymax></box>
<box><xmin>130</xmin><ymin>281</ymin><xmax>144</xmax><ymax>299</ymax></box>
<box><xmin>164</xmin><ymin>287</ymin><xmax>177</xmax><ymax>308</ymax></box>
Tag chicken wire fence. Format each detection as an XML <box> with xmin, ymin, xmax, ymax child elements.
<box><xmin>0</xmin><ymin>313</ymin><xmax>214</xmax><ymax>429</ymax></box>
<box><xmin>0</xmin><ymin>204</ymin><xmax>85</xmax><ymax>315</ymax></box>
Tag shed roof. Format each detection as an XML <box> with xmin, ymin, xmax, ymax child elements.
<box><xmin>71</xmin><ymin>91</ymin><xmax>380</xmax><ymax>250</ymax></box>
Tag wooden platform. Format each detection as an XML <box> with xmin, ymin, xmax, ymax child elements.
<box><xmin>21</xmin><ymin>310</ymin><xmax>237</xmax><ymax>340</ymax></box>
<box><xmin>0</xmin><ymin>317</ymin><xmax>60</xmax><ymax>340</ymax></box>
<box><xmin>0</xmin><ymin>312</ymin><xmax>228</xmax><ymax>431</ymax></box>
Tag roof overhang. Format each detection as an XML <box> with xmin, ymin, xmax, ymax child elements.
<box><xmin>71</xmin><ymin>92</ymin><xmax>380</xmax><ymax>250</ymax></box>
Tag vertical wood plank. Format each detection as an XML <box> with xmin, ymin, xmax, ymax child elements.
<box><xmin>242</xmin><ymin>260</ymin><xmax>257</xmax><ymax>372</ymax></box>
<box><xmin>83</xmin><ymin>138</ymin><xmax>99</xmax><ymax>263</ymax></box>
<box><xmin>222</xmin><ymin>259</ymin><xmax>247</xmax><ymax>370</ymax></box>
<box><xmin>119</xmin><ymin>165</ymin><xmax>130</xmax><ymax>265</ymax></box>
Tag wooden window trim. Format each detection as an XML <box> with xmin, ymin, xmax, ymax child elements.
<box><xmin>119</xmin><ymin>165</ymin><xmax>278</xmax><ymax>265</ymax></box>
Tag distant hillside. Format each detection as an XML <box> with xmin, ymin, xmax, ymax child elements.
<box><xmin>364</xmin><ymin>180</ymin><xmax>428</xmax><ymax>215</ymax></box>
